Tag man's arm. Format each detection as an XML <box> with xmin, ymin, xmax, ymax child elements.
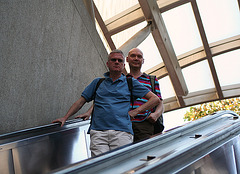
<box><xmin>52</xmin><ymin>96</ymin><xmax>87</xmax><ymax>127</ymax></box>
<box><xmin>147</xmin><ymin>76</ymin><xmax>164</xmax><ymax>123</ymax></box>
<box><xmin>75</xmin><ymin>104</ymin><xmax>94</xmax><ymax>120</ymax></box>
<box><xmin>128</xmin><ymin>91</ymin><xmax>160</xmax><ymax>118</ymax></box>
<box><xmin>147</xmin><ymin>100</ymin><xmax>164</xmax><ymax>123</ymax></box>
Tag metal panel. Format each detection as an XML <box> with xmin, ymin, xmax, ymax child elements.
<box><xmin>0</xmin><ymin>150</ymin><xmax>14</xmax><ymax>174</ymax></box>
<box><xmin>0</xmin><ymin>120</ymin><xmax>90</xmax><ymax>174</ymax></box>
<box><xmin>12</xmin><ymin>128</ymin><xmax>89</xmax><ymax>174</ymax></box>
<box><xmin>1</xmin><ymin>111</ymin><xmax>239</xmax><ymax>174</ymax></box>
<box><xmin>50</xmin><ymin>111</ymin><xmax>240</xmax><ymax>174</ymax></box>
<box><xmin>178</xmin><ymin>136</ymin><xmax>240</xmax><ymax>174</ymax></box>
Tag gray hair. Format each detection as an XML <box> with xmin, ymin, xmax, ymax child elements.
<box><xmin>108</xmin><ymin>49</ymin><xmax>125</xmax><ymax>60</ymax></box>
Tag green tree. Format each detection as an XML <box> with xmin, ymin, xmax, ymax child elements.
<box><xmin>184</xmin><ymin>97</ymin><xmax>240</xmax><ymax>121</ymax></box>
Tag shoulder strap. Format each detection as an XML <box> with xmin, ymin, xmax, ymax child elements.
<box><xmin>126</xmin><ymin>77</ymin><xmax>133</xmax><ymax>91</ymax></box>
<box><xmin>149</xmin><ymin>75</ymin><xmax>156</xmax><ymax>94</ymax></box>
<box><xmin>126</xmin><ymin>77</ymin><xmax>134</xmax><ymax>109</ymax></box>
<box><xmin>93</xmin><ymin>78</ymin><xmax>105</xmax><ymax>100</ymax></box>
<box><xmin>91</xmin><ymin>78</ymin><xmax>105</xmax><ymax>125</ymax></box>
<box><xmin>149</xmin><ymin>75</ymin><xmax>157</xmax><ymax>113</ymax></box>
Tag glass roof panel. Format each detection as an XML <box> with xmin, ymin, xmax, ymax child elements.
<box><xmin>197</xmin><ymin>0</ymin><xmax>240</xmax><ymax>43</ymax></box>
<box><xmin>138</xmin><ymin>33</ymin><xmax>163</xmax><ymax>72</ymax></box>
<box><xmin>124</xmin><ymin>32</ymin><xmax>163</xmax><ymax>73</ymax></box>
<box><xmin>111</xmin><ymin>21</ymin><xmax>147</xmax><ymax>49</ymax></box>
<box><xmin>94</xmin><ymin>0</ymin><xmax>138</xmax><ymax>21</ymax></box>
<box><xmin>213</xmin><ymin>49</ymin><xmax>240</xmax><ymax>86</ymax></box>
<box><xmin>162</xmin><ymin>3</ymin><xmax>202</xmax><ymax>56</ymax></box>
<box><xmin>182</xmin><ymin>60</ymin><xmax>215</xmax><ymax>93</ymax></box>
<box><xmin>159</xmin><ymin>75</ymin><xmax>175</xmax><ymax>99</ymax></box>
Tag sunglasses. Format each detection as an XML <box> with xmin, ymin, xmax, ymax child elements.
<box><xmin>110</xmin><ymin>58</ymin><xmax>124</xmax><ymax>63</ymax></box>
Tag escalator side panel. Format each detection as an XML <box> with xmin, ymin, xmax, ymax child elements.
<box><xmin>178</xmin><ymin>135</ymin><xmax>240</xmax><ymax>174</ymax></box>
<box><xmin>1</xmin><ymin>123</ymin><xmax>90</xmax><ymax>174</ymax></box>
<box><xmin>0</xmin><ymin>150</ymin><xmax>14</xmax><ymax>174</ymax></box>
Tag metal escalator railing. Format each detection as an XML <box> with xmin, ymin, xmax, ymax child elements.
<box><xmin>0</xmin><ymin>119</ymin><xmax>91</xmax><ymax>174</ymax></box>
<box><xmin>50</xmin><ymin>111</ymin><xmax>240</xmax><ymax>174</ymax></box>
<box><xmin>1</xmin><ymin>111</ymin><xmax>240</xmax><ymax>174</ymax></box>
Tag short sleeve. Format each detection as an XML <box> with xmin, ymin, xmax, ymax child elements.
<box><xmin>131</xmin><ymin>78</ymin><xmax>150</xmax><ymax>99</ymax></box>
<box><xmin>81</xmin><ymin>78</ymin><xmax>101</xmax><ymax>102</ymax></box>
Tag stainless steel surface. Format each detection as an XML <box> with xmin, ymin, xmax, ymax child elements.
<box><xmin>178</xmin><ymin>137</ymin><xmax>240</xmax><ymax>174</ymax></box>
<box><xmin>0</xmin><ymin>119</ymin><xmax>91</xmax><ymax>174</ymax></box>
<box><xmin>50</xmin><ymin>111</ymin><xmax>240</xmax><ymax>174</ymax></box>
<box><xmin>1</xmin><ymin>111</ymin><xmax>239</xmax><ymax>174</ymax></box>
<box><xmin>0</xmin><ymin>150</ymin><xmax>14</xmax><ymax>174</ymax></box>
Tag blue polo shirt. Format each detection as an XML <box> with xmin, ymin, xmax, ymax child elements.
<box><xmin>81</xmin><ymin>72</ymin><xmax>150</xmax><ymax>134</ymax></box>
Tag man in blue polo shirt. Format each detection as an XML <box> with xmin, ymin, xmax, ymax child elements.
<box><xmin>52</xmin><ymin>49</ymin><xmax>160</xmax><ymax>157</ymax></box>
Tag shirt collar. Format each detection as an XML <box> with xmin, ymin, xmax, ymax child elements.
<box><xmin>126</xmin><ymin>72</ymin><xmax>148</xmax><ymax>78</ymax></box>
<box><xmin>104</xmin><ymin>72</ymin><xmax>126</xmax><ymax>81</ymax></box>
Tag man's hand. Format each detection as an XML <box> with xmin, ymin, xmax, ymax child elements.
<box><xmin>75</xmin><ymin>113</ymin><xmax>91</xmax><ymax>121</ymax></box>
<box><xmin>128</xmin><ymin>109</ymin><xmax>139</xmax><ymax>119</ymax></box>
<box><xmin>147</xmin><ymin>112</ymin><xmax>159</xmax><ymax>123</ymax></box>
<box><xmin>52</xmin><ymin>117</ymin><xmax>67</xmax><ymax>127</ymax></box>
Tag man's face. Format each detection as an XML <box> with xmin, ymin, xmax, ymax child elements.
<box><xmin>127</xmin><ymin>49</ymin><xmax>144</xmax><ymax>69</ymax></box>
<box><xmin>107</xmin><ymin>53</ymin><xmax>125</xmax><ymax>73</ymax></box>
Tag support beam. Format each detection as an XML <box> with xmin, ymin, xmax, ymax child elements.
<box><xmin>139</xmin><ymin>0</ymin><xmax>188</xmax><ymax>97</ymax></box>
<box><xmin>104</xmin><ymin>0</ymin><xmax>191</xmax><ymax>35</ymax></box>
<box><xmin>191</xmin><ymin>0</ymin><xmax>223</xmax><ymax>99</ymax></box>
<box><xmin>238</xmin><ymin>0</ymin><xmax>240</xmax><ymax>11</ymax></box>
<box><xmin>82</xmin><ymin>0</ymin><xmax>95</xmax><ymax>25</ymax></box>
<box><xmin>118</xmin><ymin>24</ymin><xmax>151</xmax><ymax>57</ymax></box>
<box><xmin>93</xmin><ymin>2</ymin><xmax>116</xmax><ymax>50</ymax></box>
<box><xmin>105</xmin><ymin>4</ymin><xmax>145</xmax><ymax>36</ymax></box>
<box><xmin>157</xmin><ymin>0</ymin><xmax>190</xmax><ymax>12</ymax></box>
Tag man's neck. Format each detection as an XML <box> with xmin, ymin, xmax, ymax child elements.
<box><xmin>109</xmin><ymin>71</ymin><xmax>122</xmax><ymax>82</ymax></box>
<box><xmin>129</xmin><ymin>67</ymin><xmax>142</xmax><ymax>79</ymax></box>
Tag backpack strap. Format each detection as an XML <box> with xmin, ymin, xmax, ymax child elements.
<box><xmin>149</xmin><ymin>75</ymin><xmax>156</xmax><ymax>94</ymax></box>
<box><xmin>127</xmin><ymin>75</ymin><xmax>155</xmax><ymax>109</ymax></box>
<box><xmin>93</xmin><ymin>78</ymin><xmax>105</xmax><ymax>100</ymax></box>
<box><xmin>148</xmin><ymin>75</ymin><xmax>164</xmax><ymax>133</ymax></box>
<box><xmin>91</xmin><ymin>77</ymin><xmax>134</xmax><ymax>123</ymax></box>
<box><xmin>126</xmin><ymin>77</ymin><xmax>134</xmax><ymax>109</ymax></box>
<box><xmin>91</xmin><ymin>78</ymin><xmax>105</xmax><ymax>124</ymax></box>
<box><xmin>149</xmin><ymin>75</ymin><xmax>158</xmax><ymax>113</ymax></box>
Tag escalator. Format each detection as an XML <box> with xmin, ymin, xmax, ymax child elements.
<box><xmin>0</xmin><ymin>119</ymin><xmax>91</xmax><ymax>174</ymax></box>
<box><xmin>1</xmin><ymin>111</ymin><xmax>240</xmax><ymax>174</ymax></box>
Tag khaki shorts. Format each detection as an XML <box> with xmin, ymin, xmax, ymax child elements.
<box><xmin>90</xmin><ymin>129</ymin><xmax>133</xmax><ymax>157</ymax></box>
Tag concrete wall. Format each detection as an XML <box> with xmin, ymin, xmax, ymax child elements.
<box><xmin>0</xmin><ymin>0</ymin><xmax>108</xmax><ymax>134</ymax></box>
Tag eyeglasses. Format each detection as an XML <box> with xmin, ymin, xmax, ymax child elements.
<box><xmin>110</xmin><ymin>58</ymin><xmax>124</xmax><ymax>63</ymax></box>
<box><xmin>129</xmin><ymin>54</ymin><xmax>143</xmax><ymax>59</ymax></box>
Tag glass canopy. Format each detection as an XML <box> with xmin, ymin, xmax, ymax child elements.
<box><xmin>93</xmin><ymin>0</ymin><xmax>240</xmax><ymax>113</ymax></box>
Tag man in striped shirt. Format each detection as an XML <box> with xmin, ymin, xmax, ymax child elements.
<box><xmin>126</xmin><ymin>48</ymin><xmax>164</xmax><ymax>142</ymax></box>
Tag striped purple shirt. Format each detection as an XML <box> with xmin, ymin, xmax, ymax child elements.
<box><xmin>127</xmin><ymin>73</ymin><xmax>162</xmax><ymax>122</ymax></box>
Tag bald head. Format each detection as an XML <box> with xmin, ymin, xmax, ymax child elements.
<box><xmin>127</xmin><ymin>48</ymin><xmax>144</xmax><ymax>70</ymax></box>
<box><xmin>128</xmin><ymin>48</ymin><xmax>143</xmax><ymax>57</ymax></box>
